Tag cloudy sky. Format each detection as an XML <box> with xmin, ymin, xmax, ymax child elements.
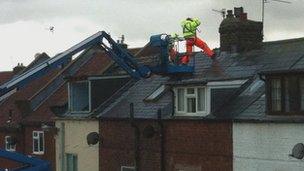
<box><xmin>0</xmin><ymin>0</ymin><xmax>303</xmax><ymax>71</ymax></box>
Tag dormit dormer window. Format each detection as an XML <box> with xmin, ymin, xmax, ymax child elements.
<box><xmin>67</xmin><ymin>75</ymin><xmax>130</xmax><ymax>114</ymax></box>
<box><xmin>173</xmin><ymin>79</ymin><xmax>248</xmax><ymax>117</ymax></box>
<box><xmin>266</xmin><ymin>74</ymin><xmax>304</xmax><ymax>115</ymax></box>
<box><xmin>68</xmin><ymin>81</ymin><xmax>91</xmax><ymax>113</ymax></box>
<box><xmin>174</xmin><ymin>87</ymin><xmax>207</xmax><ymax>116</ymax></box>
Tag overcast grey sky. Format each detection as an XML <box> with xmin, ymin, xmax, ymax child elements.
<box><xmin>0</xmin><ymin>0</ymin><xmax>303</xmax><ymax>71</ymax></box>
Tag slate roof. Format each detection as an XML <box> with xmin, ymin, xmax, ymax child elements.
<box><xmin>97</xmin><ymin>37</ymin><xmax>304</xmax><ymax>122</ymax></box>
<box><xmin>28</xmin><ymin>46</ymin><xmax>145</xmax><ymax>121</ymax></box>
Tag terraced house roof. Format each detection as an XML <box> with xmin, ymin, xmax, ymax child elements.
<box><xmin>96</xmin><ymin>37</ymin><xmax>304</xmax><ymax>122</ymax></box>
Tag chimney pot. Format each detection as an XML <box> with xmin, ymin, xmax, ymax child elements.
<box><xmin>13</xmin><ymin>62</ymin><xmax>26</xmax><ymax>75</ymax></box>
<box><xmin>240</xmin><ymin>13</ymin><xmax>248</xmax><ymax>21</ymax></box>
<box><xmin>226</xmin><ymin>10</ymin><xmax>234</xmax><ymax>18</ymax></box>
<box><xmin>234</xmin><ymin>7</ymin><xmax>244</xmax><ymax>18</ymax></box>
<box><xmin>219</xmin><ymin>7</ymin><xmax>263</xmax><ymax>53</ymax></box>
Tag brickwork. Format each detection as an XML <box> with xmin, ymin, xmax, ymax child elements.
<box><xmin>100</xmin><ymin>120</ymin><xmax>232</xmax><ymax>171</ymax></box>
<box><xmin>0</xmin><ymin>131</ymin><xmax>24</xmax><ymax>169</ymax></box>
<box><xmin>24</xmin><ymin>126</ymin><xmax>56</xmax><ymax>171</ymax></box>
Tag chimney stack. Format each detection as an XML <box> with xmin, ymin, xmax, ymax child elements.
<box><xmin>219</xmin><ymin>7</ymin><xmax>263</xmax><ymax>53</ymax></box>
<box><xmin>117</xmin><ymin>35</ymin><xmax>128</xmax><ymax>49</ymax></box>
<box><xmin>13</xmin><ymin>63</ymin><xmax>26</xmax><ymax>75</ymax></box>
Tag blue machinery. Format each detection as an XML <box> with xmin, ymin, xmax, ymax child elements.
<box><xmin>0</xmin><ymin>32</ymin><xmax>194</xmax><ymax>169</ymax></box>
<box><xmin>0</xmin><ymin>149</ymin><xmax>51</xmax><ymax>171</ymax></box>
<box><xmin>0</xmin><ymin>31</ymin><xmax>193</xmax><ymax>97</ymax></box>
<box><xmin>0</xmin><ymin>31</ymin><xmax>194</xmax><ymax>170</ymax></box>
<box><xmin>96</xmin><ymin>31</ymin><xmax>194</xmax><ymax>78</ymax></box>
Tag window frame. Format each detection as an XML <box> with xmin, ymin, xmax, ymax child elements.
<box><xmin>68</xmin><ymin>80</ymin><xmax>92</xmax><ymax>113</ymax></box>
<box><xmin>173</xmin><ymin>80</ymin><xmax>247</xmax><ymax>117</ymax></box>
<box><xmin>266</xmin><ymin>74</ymin><xmax>304</xmax><ymax>115</ymax></box>
<box><xmin>32</xmin><ymin>131</ymin><xmax>44</xmax><ymax>155</ymax></box>
<box><xmin>5</xmin><ymin>136</ymin><xmax>16</xmax><ymax>152</ymax></box>
<box><xmin>174</xmin><ymin>86</ymin><xmax>208</xmax><ymax>116</ymax></box>
<box><xmin>66</xmin><ymin>153</ymin><xmax>78</xmax><ymax>171</ymax></box>
<box><xmin>121</xmin><ymin>166</ymin><xmax>135</xmax><ymax>171</ymax></box>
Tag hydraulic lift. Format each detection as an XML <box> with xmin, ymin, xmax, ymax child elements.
<box><xmin>0</xmin><ymin>31</ymin><xmax>194</xmax><ymax>98</ymax></box>
<box><xmin>0</xmin><ymin>149</ymin><xmax>51</xmax><ymax>171</ymax></box>
<box><xmin>0</xmin><ymin>31</ymin><xmax>194</xmax><ymax>170</ymax></box>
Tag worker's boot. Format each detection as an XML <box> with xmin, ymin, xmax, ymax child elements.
<box><xmin>210</xmin><ymin>50</ymin><xmax>217</xmax><ymax>60</ymax></box>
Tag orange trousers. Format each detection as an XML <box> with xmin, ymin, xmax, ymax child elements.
<box><xmin>181</xmin><ymin>37</ymin><xmax>214</xmax><ymax>64</ymax></box>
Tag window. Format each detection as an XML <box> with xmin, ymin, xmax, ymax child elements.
<box><xmin>121</xmin><ymin>166</ymin><xmax>135</xmax><ymax>171</ymax></box>
<box><xmin>33</xmin><ymin>131</ymin><xmax>44</xmax><ymax>154</ymax></box>
<box><xmin>66</xmin><ymin>153</ymin><xmax>78</xmax><ymax>171</ymax></box>
<box><xmin>271</xmin><ymin>78</ymin><xmax>282</xmax><ymax>111</ymax></box>
<box><xmin>267</xmin><ymin>75</ymin><xmax>304</xmax><ymax>114</ymax></box>
<box><xmin>5</xmin><ymin>136</ymin><xmax>16</xmax><ymax>151</ymax></box>
<box><xmin>69</xmin><ymin>81</ymin><xmax>90</xmax><ymax>113</ymax></box>
<box><xmin>174</xmin><ymin>87</ymin><xmax>207</xmax><ymax>115</ymax></box>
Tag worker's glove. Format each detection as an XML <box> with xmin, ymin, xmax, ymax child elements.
<box><xmin>172</xmin><ymin>33</ymin><xmax>179</xmax><ymax>39</ymax></box>
<box><xmin>170</xmin><ymin>33</ymin><xmax>185</xmax><ymax>42</ymax></box>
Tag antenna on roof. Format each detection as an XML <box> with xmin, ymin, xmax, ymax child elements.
<box><xmin>262</xmin><ymin>0</ymin><xmax>292</xmax><ymax>36</ymax></box>
<box><xmin>44</xmin><ymin>26</ymin><xmax>55</xmax><ymax>33</ymax></box>
<box><xmin>212</xmin><ymin>8</ymin><xmax>226</xmax><ymax>19</ymax></box>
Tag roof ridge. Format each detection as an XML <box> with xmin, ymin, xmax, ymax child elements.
<box><xmin>263</xmin><ymin>37</ymin><xmax>304</xmax><ymax>45</ymax></box>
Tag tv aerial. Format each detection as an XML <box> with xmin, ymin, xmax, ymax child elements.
<box><xmin>262</xmin><ymin>0</ymin><xmax>292</xmax><ymax>35</ymax></box>
<box><xmin>45</xmin><ymin>26</ymin><xmax>55</xmax><ymax>33</ymax></box>
<box><xmin>212</xmin><ymin>8</ymin><xmax>226</xmax><ymax>19</ymax></box>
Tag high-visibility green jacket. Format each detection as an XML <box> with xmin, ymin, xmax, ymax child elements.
<box><xmin>181</xmin><ymin>18</ymin><xmax>201</xmax><ymax>38</ymax></box>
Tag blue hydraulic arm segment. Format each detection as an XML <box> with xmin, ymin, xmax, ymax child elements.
<box><xmin>98</xmin><ymin>32</ymin><xmax>194</xmax><ymax>77</ymax></box>
<box><xmin>0</xmin><ymin>149</ymin><xmax>51</xmax><ymax>171</ymax></box>
<box><xmin>0</xmin><ymin>32</ymin><xmax>107</xmax><ymax>97</ymax></box>
<box><xmin>0</xmin><ymin>31</ymin><xmax>194</xmax><ymax>98</ymax></box>
<box><xmin>98</xmin><ymin>31</ymin><xmax>151</xmax><ymax>79</ymax></box>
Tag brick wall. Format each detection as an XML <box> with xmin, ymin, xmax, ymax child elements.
<box><xmin>24</xmin><ymin>126</ymin><xmax>56</xmax><ymax>170</ymax></box>
<box><xmin>0</xmin><ymin>131</ymin><xmax>24</xmax><ymax>169</ymax></box>
<box><xmin>100</xmin><ymin>120</ymin><xmax>232</xmax><ymax>171</ymax></box>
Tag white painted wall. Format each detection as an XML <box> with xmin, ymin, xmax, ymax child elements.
<box><xmin>233</xmin><ymin>123</ymin><xmax>304</xmax><ymax>171</ymax></box>
<box><xmin>55</xmin><ymin>119</ymin><xmax>99</xmax><ymax>171</ymax></box>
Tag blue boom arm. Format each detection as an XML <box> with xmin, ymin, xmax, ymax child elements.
<box><xmin>0</xmin><ymin>31</ymin><xmax>193</xmax><ymax>97</ymax></box>
<box><xmin>0</xmin><ymin>149</ymin><xmax>51</xmax><ymax>171</ymax></box>
<box><xmin>98</xmin><ymin>31</ymin><xmax>151</xmax><ymax>78</ymax></box>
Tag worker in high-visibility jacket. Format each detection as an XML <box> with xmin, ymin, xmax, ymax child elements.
<box><xmin>180</xmin><ymin>17</ymin><xmax>215</xmax><ymax>64</ymax></box>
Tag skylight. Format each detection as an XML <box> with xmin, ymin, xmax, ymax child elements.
<box><xmin>145</xmin><ymin>85</ymin><xmax>167</xmax><ymax>102</ymax></box>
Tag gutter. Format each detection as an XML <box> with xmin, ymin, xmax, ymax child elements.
<box><xmin>130</xmin><ymin>103</ymin><xmax>140</xmax><ymax>171</ymax></box>
<box><xmin>59</xmin><ymin>122</ymin><xmax>65</xmax><ymax>171</ymax></box>
<box><xmin>157</xmin><ymin>109</ymin><xmax>165</xmax><ymax>171</ymax></box>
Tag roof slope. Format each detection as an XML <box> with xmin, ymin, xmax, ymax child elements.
<box><xmin>98</xmin><ymin>37</ymin><xmax>304</xmax><ymax>121</ymax></box>
<box><xmin>0</xmin><ymin>71</ymin><xmax>13</xmax><ymax>85</ymax></box>
<box><xmin>24</xmin><ymin>46</ymin><xmax>113</xmax><ymax>123</ymax></box>
<box><xmin>0</xmin><ymin>69</ymin><xmax>60</xmax><ymax>126</ymax></box>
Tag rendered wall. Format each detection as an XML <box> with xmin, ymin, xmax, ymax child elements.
<box><xmin>55</xmin><ymin>120</ymin><xmax>99</xmax><ymax>171</ymax></box>
<box><xmin>233</xmin><ymin>123</ymin><xmax>304</xmax><ymax>171</ymax></box>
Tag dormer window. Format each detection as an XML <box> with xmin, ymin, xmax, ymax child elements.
<box><xmin>267</xmin><ymin>74</ymin><xmax>304</xmax><ymax>115</ymax></box>
<box><xmin>69</xmin><ymin>81</ymin><xmax>91</xmax><ymax>113</ymax></box>
<box><xmin>67</xmin><ymin>75</ymin><xmax>130</xmax><ymax>114</ymax></box>
<box><xmin>173</xmin><ymin>79</ymin><xmax>247</xmax><ymax>116</ymax></box>
<box><xmin>174</xmin><ymin>87</ymin><xmax>207</xmax><ymax>116</ymax></box>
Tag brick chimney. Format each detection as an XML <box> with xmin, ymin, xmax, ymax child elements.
<box><xmin>219</xmin><ymin>7</ymin><xmax>263</xmax><ymax>53</ymax></box>
<box><xmin>13</xmin><ymin>63</ymin><xmax>26</xmax><ymax>75</ymax></box>
<box><xmin>117</xmin><ymin>35</ymin><xmax>128</xmax><ymax>49</ymax></box>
